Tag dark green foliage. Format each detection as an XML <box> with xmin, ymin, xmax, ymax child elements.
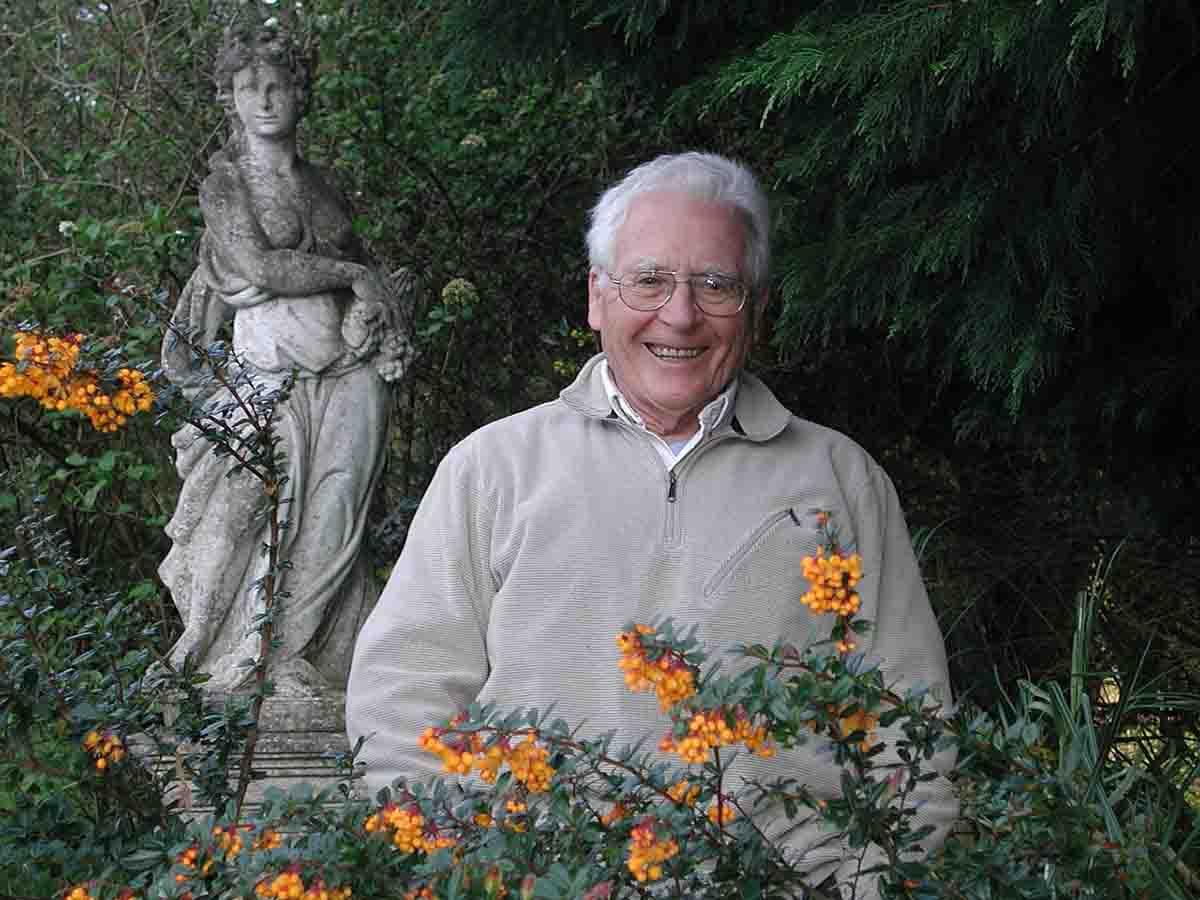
<box><xmin>1</xmin><ymin>2</ymin><xmax>1198</xmax><ymax>892</ymax></box>
<box><xmin>0</xmin><ymin>518</ymin><xmax>183</xmax><ymax>893</ymax></box>
<box><xmin>433</xmin><ymin>0</ymin><xmax>797</xmax><ymax>86</ymax></box>
<box><xmin>699</xmin><ymin>2</ymin><xmax>1200</xmax><ymax>462</ymax></box>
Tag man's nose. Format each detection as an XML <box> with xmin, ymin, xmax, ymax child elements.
<box><xmin>657</xmin><ymin>278</ymin><xmax>703</xmax><ymax>328</ymax></box>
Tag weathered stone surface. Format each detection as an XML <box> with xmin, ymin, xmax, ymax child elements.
<box><xmin>151</xmin><ymin>24</ymin><xmax>414</xmax><ymax>813</ymax></box>
<box><xmin>135</xmin><ymin>693</ymin><xmax>360</xmax><ymax>816</ymax></box>
<box><xmin>158</xmin><ymin>23</ymin><xmax>413</xmax><ymax>701</ymax></box>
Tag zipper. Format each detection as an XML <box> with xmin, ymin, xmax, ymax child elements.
<box><xmin>661</xmin><ymin>434</ymin><xmax>736</xmax><ymax>547</ymax></box>
<box><xmin>602</xmin><ymin>418</ymin><xmax>685</xmax><ymax>545</ymax></box>
<box><xmin>601</xmin><ymin>415</ymin><xmax>740</xmax><ymax>547</ymax></box>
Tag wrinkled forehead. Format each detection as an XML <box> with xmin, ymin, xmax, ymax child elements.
<box><xmin>612</xmin><ymin>191</ymin><xmax>748</xmax><ymax>273</ymax></box>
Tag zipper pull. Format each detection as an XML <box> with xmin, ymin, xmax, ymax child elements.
<box><xmin>667</xmin><ymin>470</ymin><xmax>678</xmax><ymax>503</ymax></box>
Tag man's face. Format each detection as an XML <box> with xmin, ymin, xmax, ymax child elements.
<box><xmin>588</xmin><ymin>190</ymin><xmax>760</xmax><ymax>439</ymax></box>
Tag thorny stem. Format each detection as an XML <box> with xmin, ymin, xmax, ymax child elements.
<box><xmin>231</xmin><ymin>392</ymin><xmax>286</xmax><ymax>823</ymax></box>
<box><xmin>161</xmin><ymin>319</ymin><xmax>289</xmax><ymax>822</ymax></box>
<box><xmin>712</xmin><ymin>746</ymin><xmax>727</xmax><ymax>842</ymax></box>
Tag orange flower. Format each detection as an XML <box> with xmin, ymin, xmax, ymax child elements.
<box><xmin>626</xmin><ymin>818</ymin><xmax>679</xmax><ymax>883</ymax></box>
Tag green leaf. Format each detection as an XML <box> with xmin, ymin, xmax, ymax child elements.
<box><xmin>81</xmin><ymin>481</ymin><xmax>105</xmax><ymax>509</ymax></box>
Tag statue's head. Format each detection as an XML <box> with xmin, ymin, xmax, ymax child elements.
<box><xmin>214</xmin><ymin>24</ymin><xmax>313</xmax><ymax>154</ymax></box>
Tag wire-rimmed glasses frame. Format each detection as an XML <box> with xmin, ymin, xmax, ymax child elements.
<box><xmin>606</xmin><ymin>269</ymin><xmax>749</xmax><ymax>318</ymax></box>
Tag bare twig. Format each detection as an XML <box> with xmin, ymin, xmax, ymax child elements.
<box><xmin>0</xmin><ymin>125</ymin><xmax>49</xmax><ymax>179</ymax></box>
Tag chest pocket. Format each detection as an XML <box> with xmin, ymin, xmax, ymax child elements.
<box><xmin>702</xmin><ymin>507</ymin><xmax>827</xmax><ymax>599</ymax></box>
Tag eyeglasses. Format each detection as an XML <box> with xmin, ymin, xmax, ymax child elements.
<box><xmin>607</xmin><ymin>269</ymin><xmax>748</xmax><ymax>317</ymax></box>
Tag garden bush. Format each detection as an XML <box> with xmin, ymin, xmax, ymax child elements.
<box><xmin>2</xmin><ymin>2</ymin><xmax>1197</xmax><ymax>897</ymax></box>
<box><xmin>1</xmin><ymin>352</ymin><xmax>1197</xmax><ymax>897</ymax></box>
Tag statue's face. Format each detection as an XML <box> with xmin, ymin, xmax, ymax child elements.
<box><xmin>232</xmin><ymin>62</ymin><xmax>300</xmax><ymax>140</ymax></box>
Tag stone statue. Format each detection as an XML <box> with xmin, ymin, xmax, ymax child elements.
<box><xmin>160</xmin><ymin>22</ymin><xmax>412</xmax><ymax>698</ymax></box>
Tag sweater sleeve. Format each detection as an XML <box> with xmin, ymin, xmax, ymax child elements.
<box><xmin>827</xmin><ymin>464</ymin><xmax>959</xmax><ymax>899</ymax></box>
<box><xmin>346</xmin><ymin>440</ymin><xmax>494</xmax><ymax>799</ymax></box>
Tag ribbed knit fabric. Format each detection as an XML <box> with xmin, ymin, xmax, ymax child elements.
<box><xmin>347</xmin><ymin>353</ymin><xmax>957</xmax><ymax>896</ymax></box>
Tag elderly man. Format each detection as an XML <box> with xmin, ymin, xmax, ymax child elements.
<box><xmin>347</xmin><ymin>152</ymin><xmax>955</xmax><ymax>892</ymax></box>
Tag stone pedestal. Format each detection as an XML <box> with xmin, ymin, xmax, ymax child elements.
<box><xmin>234</xmin><ymin>693</ymin><xmax>356</xmax><ymax>810</ymax></box>
<box><xmin>138</xmin><ymin>691</ymin><xmax>362</xmax><ymax>817</ymax></box>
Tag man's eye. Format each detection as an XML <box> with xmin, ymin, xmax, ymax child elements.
<box><xmin>633</xmin><ymin>272</ymin><xmax>667</xmax><ymax>288</ymax></box>
<box><xmin>701</xmin><ymin>274</ymin><xmax>735</xmax><ymax>292</ymax></box>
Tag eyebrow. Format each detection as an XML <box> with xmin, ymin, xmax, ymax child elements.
<box><xmin>625</xmin><ymin>257</ymin><xmax>663</xmax><ymax>271</ymax></box>
<box><xmin>623</xmin><ymin>259</ymin><xmax>740</xmax><ymax>278</ymax></box>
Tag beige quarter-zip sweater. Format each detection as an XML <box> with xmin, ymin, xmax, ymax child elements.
<box><xmin>347</xmin><ymin>353</ymin><xmax>956</xmax><ymax>893</ymax></box>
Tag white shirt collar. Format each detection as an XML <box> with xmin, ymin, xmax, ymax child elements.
<box><xmin>598</xmin><ymin>359</ymin><xmax>738</xmax><ymax>468</ymax></box>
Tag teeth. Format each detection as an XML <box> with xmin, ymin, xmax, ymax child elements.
<box><xmin>648</xmin><ymin>344</ymin><xmax>702</xmax><ymax>359</ymax></box>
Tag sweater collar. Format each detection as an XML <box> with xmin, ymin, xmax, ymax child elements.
<box><xmin>560</xmin><ymin>353</ymin><xmax>791</xmax><ymax>443</ymax></box>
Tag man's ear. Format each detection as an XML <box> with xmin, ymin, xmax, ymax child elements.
<box><xmin>587</xmin><ymin>267</ymin><xmax>606</xmax><ymax>332</ymax></box>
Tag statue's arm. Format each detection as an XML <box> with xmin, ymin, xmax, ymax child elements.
<box><xmin>199</xmin><ymin>167</ymin><xmax>369</xmax><ymax>299</ymax></box>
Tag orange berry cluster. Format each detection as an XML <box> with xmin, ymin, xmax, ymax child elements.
<box><xmin>65</xmin><ymin>887</ymin><xmax>136</xmax><ymax>900</ymax></box>
<box><xmin>175</xmin><ymin>845</ymin><xmax>214</xmax><ymax>882</ymax></box>
<box><xmin>505</xmin><ymin>735</ymin><xmax>554</xmax><ymax>792</ymax></box>
<box><xmin>403</xmin><ymin>888</ymin><xmax>435</xmax><ymax>900</ymax></box>
<box><xmin>82</xmin><ymin>729</ymin><xmax>126</xmax><ymax>771</ymax></box>
<box><xmin>364</xmin><ymin>803</ymin><xmax>455</xmax><ymax>854</ymax></box>
<box><xmin>626</xmin><ymin>818</ymin><xmax>679</xmax><ymax>883</ymax></box>
<box><xmin>808</xmin><ymin>705</ymin><xmax>880</xmax><ymax>752</ymax></box>
<box><xmin>254</xmin><ymin>828</ymin><xmax>284</xmax><ymax>851</ymax></box>
<box><xmin>800</xmin><ymin>549</ymin><xmax>863</xmax><ymax>618</ymax></box>
<box><xmin>600</xmin><ymin>801</ymin><xmax>628</xmax><ymax>826</ymax></box>
<box><xmin>418</xmin><ymin>728</ymin><xmax>555</xmax><ymax>793</ymax></box>
<box><xmin>706</xmin><ymin>797</ymin><xmax>738</xmax><ymax>826</ymax></box>
<box><xmin>836</xmin><ymin>707</ymin><xmax>880</xmax><ymax>752</ymax></box>
<box><xmin>255</xmin><ymin>867</ymin><xmax>351</xmax><ymax>900</ymax></box>
<box><xmin>212</xmin><ymin>824</ymin><xmax>248</xmax><ymax>860</ymax></box>
<box><xmin>173</xmin><ymin>825</ymin><xmax>282</xmax><ymax>889</ymax></box>
<box><xmin>659</xmin><ymin>708</ymin><xmax>776</xmax><ymax>764</ymax></box>
<box><xmin>616</xmin><ymin>625</ymin><xmax>696</xmax><ymax>711</ymax></box>
<box><xmin>0</xmin><ymin>331</ymin><xmax>154</xmax><ymax>432</ymax></box>
<box><xmin>666</xmin><ymin>780</ymin><xmax>700</xmax><ymax>807</ymax></box>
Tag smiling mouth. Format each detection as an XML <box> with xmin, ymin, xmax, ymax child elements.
<box><xmin>646</xmin><ymin>343</ymin><xmax>704</xmax><ymax>360</ymax></box>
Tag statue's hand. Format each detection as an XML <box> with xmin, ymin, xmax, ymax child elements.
<box><xmin>342</xmin><ymin>267</ymin><xmax>417</xmax><ymax>380</ymax></box>
<box><xmin>351</xmin><ymin>269</ymin><xmax>392</xmax><ymax>305</ymax></box>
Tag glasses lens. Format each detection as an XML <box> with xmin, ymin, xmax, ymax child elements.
<box><xmin>692</xmin><ymin>274</ymin><xmax>745</xmax><ymax>316</ymax></box>
<box><xmin>618</xmin><ymin>271</ymin><xmax>672</xmax><ymax>310</ymax></box>
<box><xmin>613</xmin><ymin>270</ymin><xmax>747</xmax><ymax>315</ymax></box>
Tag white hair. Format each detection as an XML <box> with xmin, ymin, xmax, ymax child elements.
<box><xmin>586</xmin><ymin>152</ymin><xmax>770</xmax><ymax>295</ymax></box>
